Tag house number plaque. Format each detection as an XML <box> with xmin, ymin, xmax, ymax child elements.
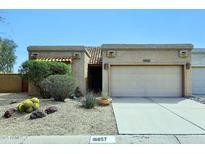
<box><xmin>90</xmin><ymin>135</ymin><xmax>116</xmax><ymax>144</ymax></box>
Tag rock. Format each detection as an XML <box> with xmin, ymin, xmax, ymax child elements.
<box><xmin>30</xmin><ymin>110</ymin><xmax>46</xmax><ymax>120</ymax></box>
<box><xmin>3</xmin><ymin>108</ymin><xmax>17</xmax><ymax>118</ymax></box>
<box><xmin>74</xmin><ymin>87</ymin><xmax>84</xmax><ymax>97</ymax></box>
<box><xmin>45</xmin><ymin>106</ymin><xmax>58</xmax><ymax>114</ymax></box>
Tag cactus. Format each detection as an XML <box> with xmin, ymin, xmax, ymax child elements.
<box><xmin>23</xmin><ymin>99</ymin><xmax>33</xmax><ymax>109</ymax></box>
<box><xmin>25</xmin><ymin>107</ymin><xmax>33</xmax><ymax>113</ymax></box>
<box><xmin>16</xmin><ymin>97</ymin><xmax>40</xmax><ymax>113</ymax></box>
<box><xmin>33</xmin><ymin>103</ymin><xmax>40</xmax><ymax>110</ymax></box>
<box><xmin>17</xmin><ymin>103</ymin><xmax>25</xmax><ymax>112</ymax></box>
<box><xmin>30</xmin><ymin>97</ymin><xmax>40</xmax><ymax>104</ymax></box>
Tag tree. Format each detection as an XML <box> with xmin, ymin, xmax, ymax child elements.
<box><xmin>0</xmin><ymin>37</ymin><xmax>17</xmax><ymax>73</ymax></box>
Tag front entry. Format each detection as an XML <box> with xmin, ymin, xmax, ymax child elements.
<box><xmin>88</xmin><ymin>65</ymin><xmax>102</xmax><ymax>93</ymax></box>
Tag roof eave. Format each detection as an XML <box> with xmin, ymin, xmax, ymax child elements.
<box><xmin>27</xmin><ymin>46</ymin><xmax>85</xmax><ymax>52</ymax></box>
<box><xmin>101</xmin><ymin>44</ymin><xmax>193</xmax><ymax>50</ymax></box>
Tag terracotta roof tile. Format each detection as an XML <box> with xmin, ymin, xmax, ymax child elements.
<box><xmin>35</xmin><ymin>56</ymin><xmax>72</xmax><ymax>63</ymax></box>
<box><xmin>85</xmin><ymin>47</ymin><xmax>102</xmax><ymax>64</ymax></box>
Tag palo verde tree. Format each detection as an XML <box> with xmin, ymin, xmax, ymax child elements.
<box><xmin>0</xmin><ymin>37</ymin><xmax>17</xmax><ymax>73</ymax></box>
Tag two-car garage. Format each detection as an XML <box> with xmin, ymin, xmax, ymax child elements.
<box><xmin>110</xmin><ymin>65</ymin><xmax>183</xmax><ymax>97</ymax></box>
<box><xmin>102</xmin><ymin>44</ymin><xmax>193</xmax><ymax>98</ymax></box>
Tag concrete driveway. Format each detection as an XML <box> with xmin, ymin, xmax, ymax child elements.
<box><xmin>112</xmin><ymin>98</ymin><xmax>205</xmax><ymax>135</ymax></box>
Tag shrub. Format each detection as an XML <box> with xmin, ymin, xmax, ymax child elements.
<box><xmin>46</xmin><ymin>75</ymin><xmax>76</xmax><ymax>101</ymax></box>
<box><xmin>19</xmin><ymin>60</ymin><xmax>51</xmax><ymax>87</ymax></box>
<box><xmin>81</xmin><ymin>92</ymin><xmax>97</xmax><ymax>109</ymax></box>
<box><xmin>40</xmin><ymin>78</ymin><xmax>52</xmax><ymax>98</ymax></box>
<box><xmin>19</xmin><ymin>60</ymin><xmax>70</xmax><ymax>87</ymax></box>
<box><xmin>19</xmin><ymin>60</ymin><xmax>71</xmax><ymax>98</ymax></box>
<box><xmin>49</xmin><ymin>62</ymin><xmax>71</xmax><ymax>75</ymax></box>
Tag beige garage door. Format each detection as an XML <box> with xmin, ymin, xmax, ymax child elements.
<box><xmin>192</xmin><ymin>67</ymin><xmax>205</xmax><ymax>95</ymax></box>
<box><xmin>111</xmin><ymin>66</ymin><xmax>182</xmax><ymax>97</ymax></box>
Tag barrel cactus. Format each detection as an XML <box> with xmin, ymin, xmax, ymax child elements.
<box><xmin>17</xmin><ymin>103</ymin><xmax>25</xmax><ymax>113</ymax></box>
<box><xmin>23</xmin><ymin>99</ymin><xmax>33</xmax><ymax>108</ymax></box>
<box><xmin>33</xmin><ymin>103</ymin><xmax>40</xmax><ymax>110</ymax></box>
<box><xmin>30</xmin><ymin>97</ymin><xmax>40</xmax><ymax>104</ymax></box>
<box><xmin>16</xmin><ymin>97</ymin><xmax>40</xmax><ymax>113</ymax></box>
<box><xmin>25</xmin><ymin>107</ymin><xmax>33</xmax><ymax>113</ymax></box>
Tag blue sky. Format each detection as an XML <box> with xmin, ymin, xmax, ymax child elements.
<box><xmin>0</xmin><ymin>9</ymin><xmax>205</xmax><ymax>72</ymax></box>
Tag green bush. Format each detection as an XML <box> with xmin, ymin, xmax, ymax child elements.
<box><xmin>40</xmin><ymin>78</ymin><xmax>52</xmax><ymax>98</ymax></box>
<box><xmin>49</xmin><ymin>62</ymin><xmax>71</xmax><ymax>75</ymax></box>
<box><xmin>19</xmin><ymin>60</ymin><xmax>71</xmax><ymax>98</ymax></box>
<box><xmin>46</xmin><ymin>75</ymin><xmax>76</xmax><ymax>101</ymax></box>
<box><xmin>19</xmin><ymin>60</ymin><xmax>70</xmax><ymax>87</ymax></box>
<box><xmin>81</xmin><ymin>92</ymin><xmax>97</xmax><ymax>109</ymax></box>
<box><xmin>19</xmin><ymin>60</ymin><xmax>51</xmax><ymax>86</ymax></box>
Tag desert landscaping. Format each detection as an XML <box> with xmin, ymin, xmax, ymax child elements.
<box><xmin>0</xmin><ymin>93</ymin><xmax>118</xmax><ymax>136</ymax></box>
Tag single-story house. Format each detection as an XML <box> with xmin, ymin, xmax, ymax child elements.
<box><xmin>28</xmin><ymin>44</ymin><xmax>193</xmax><ymax>97</ymax></box>
<box><xmin>192</xmin><ymin>48</ymin><xmax>205</xmax><ymax>95</ymax></box>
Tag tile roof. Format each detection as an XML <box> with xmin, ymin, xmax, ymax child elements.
<box><xmin>35</xmin><ymin>56</ymin><xmax>72</xmax><ymax>63</ymax></box>
<box><xmin>85</xmin><ymin>47</ymin><xmax>102</xmax><ymax>64</ymax></box>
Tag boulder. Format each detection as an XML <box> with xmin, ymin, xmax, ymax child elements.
<box><xmin>45</xmin><ymin>106</ymin><xmax>58</xmax><ymax>114</ymax></box>
<box><xmin>30</xmin><ymin>110</ymin><xmax>46</xmax><ymax>120</ymax></box>
<box><xmin>3</xmin><ymin>108</ymin><xmax>17</xmax><ymax>118</ymax></box>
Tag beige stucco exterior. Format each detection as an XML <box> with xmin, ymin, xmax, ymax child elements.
<box><xmin>27</xmin><ymin>46</ymin><xmax>90</xmax><ymax>95</ymax></box>
<box><xmin>27</xmin><ymin>44</ymin><xmax>194</xmax><ymax>97</ymax></box>
<box><xmin>102</xmin><ymin>44</ymin><xmax>193</xmax><ymax>97</ymax></box>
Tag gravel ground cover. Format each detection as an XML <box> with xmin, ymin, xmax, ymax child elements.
<box><xmin>0</xmin><ymin>93</ymin><xmax>118</xmax><ymax>136</ymax></box>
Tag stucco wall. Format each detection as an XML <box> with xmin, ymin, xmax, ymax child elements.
<box><xmin>84</xmin><ymin>52</ymin><xmax>90</xmax><ymax>92</ymax></box>
<box><xmin>72</xmin><ymin>52</ymin><xmax>90</xmax><ymax>93</ymax></box>
<box><xmin>0</xmin><ymin>74</ymin><xmax>22</xmax><ymax>92</ymax></box>
<box><xmin>102</xmin><ymin>47</ymin><xmax>192</xmax><ymax>97</ymax></box>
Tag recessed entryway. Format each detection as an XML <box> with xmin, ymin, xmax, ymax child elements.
<box><xmin>88</xmin><ymin>65</ymin><xmax>102</xmax><ymax>93</ymax></box>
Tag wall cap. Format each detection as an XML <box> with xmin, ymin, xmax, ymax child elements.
<box><xmin>101</xmin><ymin>44</ymin><xmax>193</xmax><ymax>50</ymax></box>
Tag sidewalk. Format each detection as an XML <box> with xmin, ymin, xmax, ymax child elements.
<box><xmin>1</xmin><ymin>135</ymin><xmax>205</xmax><ymax>144</ymax></box>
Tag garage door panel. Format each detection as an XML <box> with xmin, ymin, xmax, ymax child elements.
<box><xmin>111</xmin><ymin>66</ymin><xmax>182</xmax><ymax>97</ymax></box>
<box><xmin>192</xmin><ymin>67</ymin><xmax>205</xmax><ymax>94</ymax></box>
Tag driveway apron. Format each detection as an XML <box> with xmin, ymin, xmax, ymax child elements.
<box><xmin>112</xmin><ymin>98</ymin><xmax>205</xmax><ymax>134</ymax></box>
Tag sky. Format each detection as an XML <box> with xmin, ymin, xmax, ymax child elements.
<box><xmin>0</xmin><ymin>9</ymin><xmax>205</xmax><ymax>72</ymax></box>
